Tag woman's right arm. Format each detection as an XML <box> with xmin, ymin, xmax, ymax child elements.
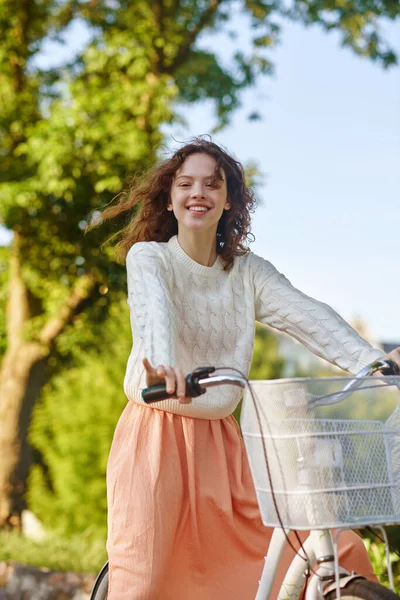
<box><xmin>126</xmin><ymin>243</ymin><xmax>188</xmax><ymax>402</ymax></box>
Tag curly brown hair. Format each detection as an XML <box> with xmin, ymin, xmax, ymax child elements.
<box><xmin>88</xmin><ymin>137</ymin><xmax>257</xmax><ymax>271</ymax></box>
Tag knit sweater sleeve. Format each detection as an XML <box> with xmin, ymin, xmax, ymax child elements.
<box><xmin>126</xmin><ymin>242</ymin><xmax>177</xmax><ymax>368</ymax></box>
<box><xmin>250</xmin><ymin>253</ymin><xmax>385</xmax><ymax>374</ymax></box>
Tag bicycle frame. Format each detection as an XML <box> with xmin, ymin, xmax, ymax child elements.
<box><xmin>257</xmin><ymin>527</ymin><xmax>348</xmax><ymax>600</ymax></box>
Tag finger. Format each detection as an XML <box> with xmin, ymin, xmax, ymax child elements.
<box><xmin>156</xmin><ymin>365</ymin><xmax>165</xmax><ymax>376</ymax></box>
<box><xmin>174</xmin><ymin>367</ymin><xmax>186</xmax><ymax>399</ymax></box>
<box><xmin>142</xmin><ymin>358</ymin><xmax>153</xmax><ymax>372</ymax></box>
<box><xmin>179</xmin><ymin>397</ymin><xmax>192</xmax><ymax>404</ymax></box>
<box><xmin>164</xmin><ymin>366</ymin><xmax>176</xmax><ymax>395</ymax></box>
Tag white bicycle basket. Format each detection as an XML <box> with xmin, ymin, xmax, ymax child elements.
<box><xmin>240</xmin><ymin>376</ymin><xmax>400</xmax><ymax>530</ymax></box>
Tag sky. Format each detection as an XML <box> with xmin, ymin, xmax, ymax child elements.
<box><xmin>1</xmin><ymin>11</ymin><xmax>399</xmax><ymax>342</ymax></box>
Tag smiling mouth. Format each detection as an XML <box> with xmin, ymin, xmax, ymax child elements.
<box><xmin>187</xmin><ymin>206</ymin><xmax>210</xmax><ymax>213</ymax></box>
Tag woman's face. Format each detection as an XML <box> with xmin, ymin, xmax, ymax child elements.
<box><xmin>168</xmin><ymin>153</ymin><xmax>231</xmax><ymax>236</ymax></box>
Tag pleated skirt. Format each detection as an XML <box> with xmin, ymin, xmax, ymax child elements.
<box><xmin>106</xmin><ymin>402</ymin><xmax>376</xmax><ymax>600</ymax></box>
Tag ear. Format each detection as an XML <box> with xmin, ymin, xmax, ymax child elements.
<box><xmin>224</xmin><ymin>198</ymin><xmax>231</xmax><ymax>210</ymax></box>
<box><xmin>167</xmin><ymin>203</ymin><xmax>173</xmax><ymax>211</ymax></box>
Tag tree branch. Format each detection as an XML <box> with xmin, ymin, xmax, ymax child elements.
<box><xmin>39</xmin><ymin>274</ymin><xmax>97</xmax><ymax>346</ymax></box>
<box><xmin>168</xmin><ymin>0</ymin><xmax>226</xmax><ymax>74</ymax></box>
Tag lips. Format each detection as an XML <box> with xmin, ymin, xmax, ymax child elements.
<box><xmin>186</xmin><ymin>204</ymin><xmax>211</xmax><ymax>212</ymax></box>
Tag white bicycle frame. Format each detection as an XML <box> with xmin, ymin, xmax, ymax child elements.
<box><xmin>258</xmin><ymin>523</ymin><xmax>394</xmax><ymax>599</ymax></box>
<box><xmin>257</xmin><ymin>527</ymin><xmax>357</xmax><ymax>600</ymax></box>
<box><xmin>187</xmin><ymin>359</ymin><xmax>399</xmax><ymax>600</ymax></box>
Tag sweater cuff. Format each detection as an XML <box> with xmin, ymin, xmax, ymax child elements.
<box><xmin>352</xmin><ymin>347</ymin><xmax>386</xmax><ymax>374</ymax></box>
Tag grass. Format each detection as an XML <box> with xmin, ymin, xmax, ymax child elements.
<box><xmin>0</xmin><ymin>529</ymin><xmax>107</xmax><ymax>574</ymax></box>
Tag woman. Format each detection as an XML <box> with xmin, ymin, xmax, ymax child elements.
<box><xmin>93</xmin><ymin>137</ymin><xmax>400</xmax><ymax>599</ymax></box>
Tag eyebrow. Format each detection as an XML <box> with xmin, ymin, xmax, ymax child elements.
<box><xmin>175</xmin><ymin>173</ymin><xmax>224</xmax><ymax>182</ymax></box>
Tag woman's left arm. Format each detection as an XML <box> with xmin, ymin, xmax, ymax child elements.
<box><xmin>250</xmin><ymin>253</ymin><xmax>390</xmax><ymax>374</ymax></box>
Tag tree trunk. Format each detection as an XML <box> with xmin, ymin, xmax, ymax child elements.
<box><xmin>14</xmin><ymin>358</ymin><xmax>50</xmax><ymax>521</ymax></box>
<box><xmin>0</xmin><ymin>236</ymin><xmax>96</xmax><ymax>527</ymax></box>
<box><xmin>0</xmin><ymin>344</ymin><xmax>48</xmax><ymax>527</ymax></box>
<box><xmin>13</xmin><ymin>358</ymin><xmax>50</xmax><ymax>517</ymax></box>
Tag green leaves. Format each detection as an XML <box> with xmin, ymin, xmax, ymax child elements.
<box><xmin>286</xmin><ymin>0</ymin><xmax>398</xmax><ymax>67</ymax></box>
<box><xmin>363</xmin><ymin>538</ymin><xmax>400</xmax><ymax>590</ymax></box>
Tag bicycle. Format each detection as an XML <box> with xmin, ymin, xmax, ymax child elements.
<box><xmin>90</xmin><ymin>358</ymin><xmax>400</xmax><ymax>599</ymax></box>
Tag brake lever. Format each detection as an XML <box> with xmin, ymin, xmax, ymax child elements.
<box><xmin>185</xmin><ymin>366</ymin><xmax>216</xmax><ymax>397</ymax></box>
<box><xmin>309</xmin><ymin>359</ymin><xmax>400</xmax><ymax>408</ymax></box>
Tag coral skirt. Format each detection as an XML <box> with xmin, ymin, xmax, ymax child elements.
<box><xmin>106</xmin><ymin>402</ymin><xmax>377</xmax><ymax>600</ymax></box>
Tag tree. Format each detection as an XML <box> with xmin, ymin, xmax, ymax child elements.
<box><xmin>0</xmin><ymin>0</ymin><xmax>398</xmax><ymax>528</ymax></box>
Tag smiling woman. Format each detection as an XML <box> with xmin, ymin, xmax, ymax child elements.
<box><xmin>85</xmin><ymin>136</ymin><xmax>399</xmax><ymax>600</ymax></box>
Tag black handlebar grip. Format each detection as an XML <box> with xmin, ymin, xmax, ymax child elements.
<box><xmin>141</xmin><ymin>369</ymin><xmax>212</xmax><ymax>404</ymax></box>
<box><xmin>382</xmin><ymin>359</ymin><xmax>400</xmax><ymax>376</ymax></box>
<box><xmin>142</xmin><ymin>384</ymin><xmax>174</xmax><ymax>403</ymax></box>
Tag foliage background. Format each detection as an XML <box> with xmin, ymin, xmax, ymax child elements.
<box><xmin>0</xmin><ymin>0</ymin><xmax>399</xmax><ymax>591</ymax></box>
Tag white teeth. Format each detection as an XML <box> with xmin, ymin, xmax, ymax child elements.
<box><xmin>188</xmin><ymin>206</ymin><xmax>209</xmax><ymax>212</ymax></box>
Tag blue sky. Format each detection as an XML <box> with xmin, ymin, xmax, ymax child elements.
<box><xmin>1</xmin><ymin>13</ymin><xmax>399</xmax><ymax>342</ymax></box>
<box><xmin>167</xmin><ymin>16</ymin><xmax>400</xmax><ymax>343</ymax></box>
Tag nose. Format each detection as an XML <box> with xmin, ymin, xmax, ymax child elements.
<box><xmin>190</xmin><ymin>183</ymin><xmax>205</xmax><ymax>198</ymax></box>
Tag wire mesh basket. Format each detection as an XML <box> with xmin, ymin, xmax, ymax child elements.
<box><xmin>240</xmin><ymin>376</ymin><xmax>400</xmax><ymax>530</ymax></box>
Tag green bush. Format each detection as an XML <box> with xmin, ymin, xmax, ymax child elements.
<box><xmin>363</xmin><ymin>538</ymin><xmax>400</xmax><ymax>592</ymax></box>
<box><xmin>27</xmin><ymin>299</ymin><xmax>131</xmax><ymax>538</ymax></box>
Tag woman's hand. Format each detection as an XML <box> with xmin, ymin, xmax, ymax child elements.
<box><xmin>142</xmin><ymin>358</ymin><xmax>192</xmax><ymax>404</ymax></box>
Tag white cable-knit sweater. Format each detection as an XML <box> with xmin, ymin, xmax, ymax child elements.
<box><xmin>123</xmin><ymin>235</ymin><xmax>384</xmax><ymax>419</ymax></box>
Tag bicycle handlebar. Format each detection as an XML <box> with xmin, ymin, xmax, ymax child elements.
<box><xmin>141</xmin><ymin>359</ymin><xmax>399</xmax><ymax>404</ymax></box>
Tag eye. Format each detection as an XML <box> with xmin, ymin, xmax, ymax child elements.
<box><xmin>179</xmin><ymin>183</ymin><xmax>190</xmax><ymax>187</ymax></box>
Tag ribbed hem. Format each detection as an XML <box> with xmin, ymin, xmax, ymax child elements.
<box><xmin>167</xmin><ymin>236</ymin><xmax>224</xmax><ymax>277</ymax></box>
<box><xmin>140</xmin><ymin>398</ymin><xmax>237</xmax><ymax>420</ymax></box>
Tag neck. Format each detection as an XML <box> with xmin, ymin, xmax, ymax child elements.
<box><xmin>177</xmin><ymin>230</ymin><xmax>218</xmax><ymax>267</ymax></box>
